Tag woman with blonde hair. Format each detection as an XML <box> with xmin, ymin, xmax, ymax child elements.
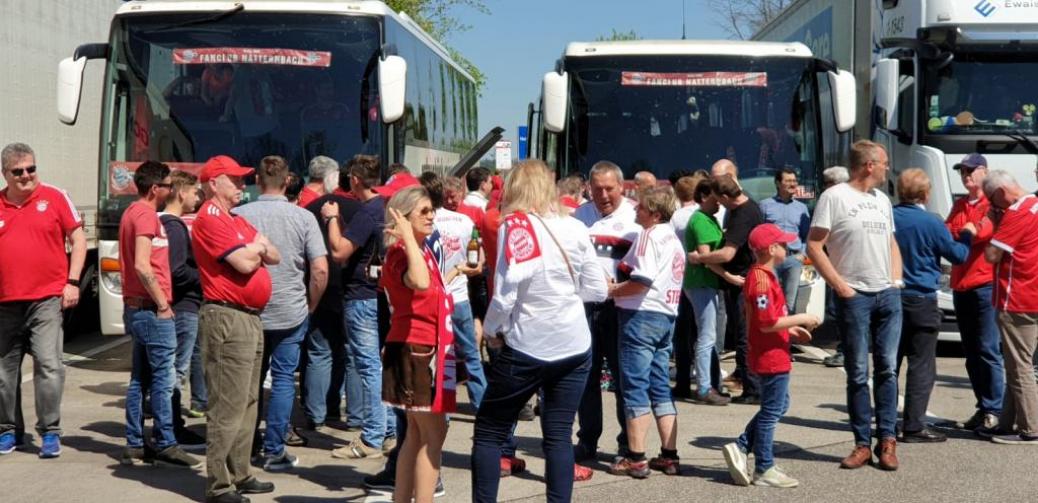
<box><xmin>472</xmin><ymin>160</ymin><xmax>609</xmax><ymax>502</ymax></box>
<box><xmin>379</xmin><ymin>185</ymin><xmax>457</xmax><ymax>503</ymax></box>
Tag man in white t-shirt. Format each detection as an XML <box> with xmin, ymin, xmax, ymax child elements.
<box><xmin>807</xmin><ymin>140</ymin><xmax>904</xmax><ymax>472</ymax></box>
<box><xmin>463</xmin><ymin>167</ymin><xmax>492</xmax><ymax>211</ymax></box>
<box><xmin>572</xmin><ymin>161</ymin><xmax>642</xmax><ymax>462</ymax></box>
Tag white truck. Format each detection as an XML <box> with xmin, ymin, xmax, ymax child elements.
<box><xmin>754</xmin><ymin>0</ymin><xmax>1038</xmax><ymax>339</ymax></box>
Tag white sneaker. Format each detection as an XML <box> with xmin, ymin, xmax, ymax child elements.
<box><xmin>753</xmin><ymin>466</ymin><xmax>799</xmax><ymax>488</ymax></box>
<box><xmin>722</xmin><ymin>442</ymin><xmax>750</xmax><ymax>486</ymax></box>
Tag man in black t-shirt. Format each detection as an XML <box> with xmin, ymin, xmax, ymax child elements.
<box><xmin>688</xmin><ymin>174</ymin><xmax>764</xmax><ymax>403</ymax></box>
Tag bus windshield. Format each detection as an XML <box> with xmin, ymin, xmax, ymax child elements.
<box><xmin>923</xmin><ymin>51</ymin><xmax>1038</xmax><ymax>135</ymax></box>
<box><xmin>99</xmin><ymin>12</ymin><xmax>381</xmax><ymax>235</ymax></box>
<box><xmin>562</xmin><ymin>55</ymin><xmax>820</xmax><ymax>201</ymax></box>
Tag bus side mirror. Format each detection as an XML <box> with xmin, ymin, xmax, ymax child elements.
<box><xmin>828</xmin><ymin>70</ymin><xmax>857</xmax><ymax>133</ymax></box>
<box><xmin>57</xmin><ymin>56</ymin><xmax>88</xmax><ymax>125</ymax></box>
<box><xmin>874</xmin><ymin>58</ymin><xmax>899</xmax><ymax>131</ymax></box>
<box><xmin>542</xmin><ymin>71</ymin><xmax>569</xmax><ymax>134</ymax></box>
<box><xmin>379</xmin><ymin>55</ymin><xmax>407</xmax><ymax>123</ymax></box>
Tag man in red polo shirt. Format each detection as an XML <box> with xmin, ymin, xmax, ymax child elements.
<box><xmin>192</xmin><ymin>155</ymin><xmax>281</xmax><ymax>503</ymax></box>
<box><xmin>982</xmin><ymin>170</ymin><xmax>1038</xmax><ymax>445</ymax></box>
<box><xmin>0</xmin><ymin>142</ymin><xmax>86</xmax><ymax>458</ymax></box>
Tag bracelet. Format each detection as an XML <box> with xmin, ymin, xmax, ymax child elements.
<box><xmin>325</xmin><ymin>215</ymin><xmax>339</xmax><ymax>222</ymax></box>
<box><xmin>66</xmin><ymin>278</ymin><xmax>80</xmax><ymax>287</ymax></box>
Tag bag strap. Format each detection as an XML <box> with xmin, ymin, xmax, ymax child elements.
<box><xmin>529</xmin><ymin>213</ymin><xmax>577</xmax><ymax>286</ymax></box>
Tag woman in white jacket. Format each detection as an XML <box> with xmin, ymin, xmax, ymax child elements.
<box><xmin>471</xmin><ymin>160</ymin><xmax>609</xmax><ymax>503</ymax></box>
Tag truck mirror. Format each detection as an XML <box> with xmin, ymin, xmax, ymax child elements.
<box><xmin>379</xmin><ymin>55</ymin><xmax>407</xmax><ymax>123</ymax></box>
<box><xmin>542</xmin><ymin>71</ymin><xmax>569</xmax><ymax>134</ymax></box>
<box><xmin>57</xmin><ymin>56</ymin><xmax>88</xmax><ymax>125</ymax></box>
<box><xmin>874</xmin><ymin>58</ymin><xmax>899</xmax><ymax>130</ymax></box>
<box><xmin>828</xmin><ymin>70</ymin><xmax>857</xmax><ymax>133</ymax></box>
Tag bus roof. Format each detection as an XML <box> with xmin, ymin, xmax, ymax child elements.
<box><xmin>563</xmin><ymin>39</ymin><xmax>814</xmax><ymax>59</ymax></box>
<box><xmin>116</xmin><ymin>0</ymin><xmax>474</xmax><ymax>82</ymax></box>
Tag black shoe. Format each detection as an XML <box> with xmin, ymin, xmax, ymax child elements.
<box><xmin>120</xmin><ymin>445</ymin><xmax>156</xmax><ymax>465</ymax></box>
<box><xmin>900</xmin><ymin>428</ymin><xmax>948</xmax><ymax>443</ymax></box>
<box><xmin>363</xmin><ymin>469</ymin><xmax>395</xmax><ymax>491</ymax></box>
<box><xmin>731</xmin><ymin>394</ymin><xmax>761</xmax><ymax>405</ymax></box>
<box><xmin>823</xmin><ymin>352</ymin><xmax>844</xmax><ymax>368</ymax></box>
<box><xmin>175</xmin><ymin>427</ymin><xmax>206</xmax><ymax>452</ymax></box>
<box><xmin>154</xmin><ymin>445</ymin><xmax>202</xmax><ymax>469</ymax></box>
<box><xmin>206</xmin><ymin>492</ymin><xmax>250</xmax><ymax>503</ymax></box>
<box><xmin>236</xmin><ymin>477</ymin><xmax>275</xmax><ymax>494</ymax></box>
<box><xmin>518</xmin><ymin>403</ymin><xmax>535</xmax><ymax>421</ymax></box>
<box><xmin>305</xmin><ymin>421</ymin><xmax>326</xmax><ymax>433</ymax></box>
<box><xmin>573</xmin><ymin>443</ymin><xmax>597</xmax><ymax>462</ymax></box>
<box><xmin>671</xmin><ymin>386</ymin><xmax>694</xmax><ymax>400</ymax></box>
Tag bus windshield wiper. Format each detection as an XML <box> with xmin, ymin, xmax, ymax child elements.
<box><xmin>152</xmin><ymin>3</ymin><xmax>245</xmax><ymax>32</ymax></box>
<box><xmin>1004</xmin><ymin>130</ymin><xmax>1038</xmax><ymax>155</ymax></box>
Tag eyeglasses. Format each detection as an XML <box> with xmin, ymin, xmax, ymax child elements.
<box><xmin>411</xmin><ymin>207</ymin><xmax>435</xmax><ymax>217</ymax></box>
<box><xmin>7</xmin><ymin>165</ymin><xmax>36</xmax><ymax>177</ymax></box>
<box><xmin>155</xmin><ymin>183</ymin><xmax>173</xmax><ymax>189</ymax></box>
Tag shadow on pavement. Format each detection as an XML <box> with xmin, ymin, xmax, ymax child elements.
<box><xmin>64</xmin><ymin>433</ymin><xmax>207</xmax><ymax>500</ymax></box>
<box><xmin>816</xmin><ymin>402</ymin><xmax>848</xmax><ymax>414</ymax></box>
<box><xmin>780</xmin><ymin>415</ymin><xmax>849</xmax><ymax>433</ymax></box>
<box><xmin>286</xmin><ymin>463</ymin><xmax>371</xmax><ymax>496</ymax></box>
<box><xmin>81</xmin><ymin>381</ymin><xmax>129</xmax><ymax>397</ymax></box>
<box><xmin>81</xmin><ymin>420</ymin><xmax>127</xmax><ymax>440</ymax></box>
<box><xmin>934</xmin><ymin>373</ymin><xmax>972</xmax><ymax>390</ymax></box>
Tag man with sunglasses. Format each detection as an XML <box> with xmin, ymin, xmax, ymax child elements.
<box><xmin>0</xmin><ymin>143</ymin><xmax>87</xmax><ymax>458</ymax></box>
<box><xmin>945</xmin><ymin>154</ymin><xmax>1004</xmax><ymax>434</ymax></box>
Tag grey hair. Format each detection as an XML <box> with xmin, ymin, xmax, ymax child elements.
<box><xmin>308</xmin><ymin>156</ymin><xmax>339</xmax><ymax>180</ymax></box>
<box><xmin>823</xmin><ymin>166</ymin><xmax>850</xmax><ymax>185</ymax></box>
<box><xmin>982</xmin><ymin>169</ymin><xmax>1020</xmax><ymax>199</ymax></box>
<box><xmin>2</xmin><ymin>143</ymin><xmax>34</xmax><ymax>171</ymax></box>
<box><xmin>590</xmin><ymin>160</ymin><xmax>624</xmax><ymax>183</ymax></box>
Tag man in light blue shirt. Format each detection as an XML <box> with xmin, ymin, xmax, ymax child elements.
<box><xmin>759</xmin><ymin>168</ymin><xmax>811</xmax><ymax>312</ymax></box>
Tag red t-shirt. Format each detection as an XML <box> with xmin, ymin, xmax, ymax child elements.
<box><xmin>945</xmin><ymin>195</ymin><xmax>995</xmax><ymax>291</ymax></box>
<box><xmin>0</xmin><ymin>184</ymin><xmax>82</xmax><ymax>302</ymax></box>
<box><xmin>991</xmin><ymin>195</ymin><xmax>1038</xmax><ymax>313</ymax></box>
<box><xmin>297</xmin><ymin>186</ymin><xmax>321</xmax><ymax>208</ymax></box>
<box><xmin>743</xmin><ymin>264</ymin><xmax>791</xmax><ymax>375</ymax></box>
<box><xmin>119</xmin><ymin>201</ymin><xmax>172</xmax><ymax>303</ymax></box>
<box><xmin>191</xmin><ymin>200</ymin><xmax>272</xmax><ymax>310</ymax></box>
<box><xmin>381</xmin><ymin>243</ymin><xmax>453</xmax><ymax>347</ymax></box>
<box><xmin>458</xmin><ymin>203</ymin><xmax>485</xmax><ymax>231</ymax></box>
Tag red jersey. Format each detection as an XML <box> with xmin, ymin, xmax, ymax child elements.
<box><xmin>381</xmin><ymin>243</ymin><xmax>453</xmax><ymax>348</ymax></box>
<box><xmin>119</xmin><ymin>201</ymin><xmax>172</xmax><ymax>303</ymax></box>
<box><xmin>945</xmin><ymin>195</ymin><xmax>995</xmax><ymax>291</ymax></box>
<box><xmin>191</xmin><ymin>200</ymin><xmax>272</xmax><ymax>310</ymax></box>
<box><xmin>0</xmin><ymin>184</ymin><xmax>82</xmax><ymax>302</ymax></box>
<box><xmin>481</xmin><ymin>207</ymin><xmax>504</xmax><ymax>291</ymax></box>
<box><xmin>743</xmin><ymin>264</ymin><xmax>791</xmax><ymax>375</ymax></box>
<box><xmin>297</xmin><ymin>186</ymin><xmax>321</xmax><ymax>208</ymax></box>
<box><xmin>458</xmin><ymin>203</ymin><xmax>485</xmax><ymax>231</ymax></box>
<box><xmin>991</xmin><ymin>195</ymin><xmax>1038</xmax><ymax>313</ymax></box>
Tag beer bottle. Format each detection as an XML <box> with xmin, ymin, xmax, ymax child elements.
<box><xmin>466</xmin><ymin>227</ymin><xmax>480</xmax><ymax>268</ymax></box>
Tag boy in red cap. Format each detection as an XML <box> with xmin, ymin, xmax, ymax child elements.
<box><xmin>722</xmin><ymin>223</ymin><xmax>820</xmax><ymax>488</ymax></box>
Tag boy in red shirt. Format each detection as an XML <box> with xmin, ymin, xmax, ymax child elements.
<box><xmin>722</xmin><ymin>223</ymin><xmax>819</xmax><ymax>488</ymax></box>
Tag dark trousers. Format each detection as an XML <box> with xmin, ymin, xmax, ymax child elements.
<box><xmin>953</xmin><ymin>285</ymin><xmax>1005</xmax><ymax>414</ymax></box>
<box><xmin>576</xmin><ymin>301</ymin><xmax>627</xmax><ymax>453</ymax></box>
<box><xmin>472</xmin><ymin>346</ymin><xmax>590</xmax><ymax>503</ymax></box>
<box><xmin>673</xmin><ymin>292</ymin><xmax>696</xmax><ymax>393</ymax></box>
<box><xmin>896</xmin><ymin>295</ymin><xmax>940</xmax><ymax>433</ymax></box>
<box><xmin>724</xmin><ymin>283</ymin><xmax>760</xmax><ymax>396</ymax></box>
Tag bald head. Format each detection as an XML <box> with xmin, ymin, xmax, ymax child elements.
<box><xmin>634</xmin><ymin>171</ymin><xmax>657</xmax><ymax>192</ymax></box>
<box><xmin>711</xmin><ymin>159</ymin><xmax>738</xmax><ymax>180</ymax></box>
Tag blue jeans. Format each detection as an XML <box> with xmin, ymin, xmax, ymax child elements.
<box><xmin>172</xmin><ymin>311</ymin><xmax>204</xmax><ymax>419</ymax></box>
<box><xmin>836</xmin><ymin>288</ymin><xmax>903</xmax><ymax>444</ymax></box>
<box><xmin>577</xmin><ymin>301</ymin><xmax>627</xmax><ymax>454</ymax></box>
<box><xmin>453</xmin><ymin>301</ymin><xmax>487</xmax><ymax>409</ymax></box>
<box><xmin>472</xmin><ymin>346</ymin><xmax>590</xmax><ymax>503</ymax></box>
<box><xmin>688</xmin><ymin>287</ymin><xmax>724</xmax><ymax>395</ymax></box>
<box><xmin>258</xmin><ymin>321</ymin><xmax>307</xmax><ymax>456</ymax></box>
<box><xmin>774</xmin><ymin>255</ymin><xmax>803</xmax><ymax>313</ymax></box>
<box><xmin>344</xmin><ymin>299</ymin><xmax>386</xmax><ymax>448</ymax></box>
<box><xmin>303</xmin><ymin>309</ymin><xmax>347</xmax><ymax>425</ymax></box>
<box><xmin>124</xmin><ymin>307</ymin><xmax>177</xmax><ymax>449</ymax></box>
<box><xmin>736</xmin><ymin>372</ymin><xmax>790</xmax><ymax>473</ymax></box>
<box><xmin>618</xmin><ymin>309</ymin><xmax>677</xmax><ymax>419</ymax></box>
<box><xmin>953</xmin><ymin>285</ymin><xmax>1005</xmax><ymax>414</ymax></box>
<box><xmin>185</xmin><ymin>312</ymin><xmax>207</xmax><ymax>411</ymax></box>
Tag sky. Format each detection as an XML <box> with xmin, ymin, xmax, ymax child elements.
<box><xmin>447</xmin><ymin>0</ymin><xmax>731</xmax><ymax>156</ymax></box>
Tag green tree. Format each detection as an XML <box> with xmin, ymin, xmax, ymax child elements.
<box><xmin>385</xmin><ymin>0</ymin><xmax>488</xmax><ymax>92</ymax></box>
<box><xmin>596</xmin><ymin>29</ymin><xmax>641</xmax><ymax>41</ymax></box>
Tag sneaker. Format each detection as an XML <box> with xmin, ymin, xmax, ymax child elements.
<box><xmin>960</xmin><ymin>411</ymin><xmax>999</xmax><ymax>431</ymax></box>
<box><xmin>154</xmin><ymin>445</ymin><xmax>203</xmax><ymax>469</ymax></box>
<box><xmin>331</xmin><ymin>437</ymin><xmax>383</xmax><ymax>459</ymax></box>
<box><xmin>500</xmin><ymin>455</ymin><xmax>527</xmax><ymax>477</ymax></box>
<box><xmin>236</xmin><ymin>477</ymin><xmax>275</xmax><ymax>494</ymax></box>
<box><xmin>434</xmin><ymin>477</ymin><xmax>445</xmax><ymax>498</ymax></box>
<box><xmin>991</xmin><ymin>433</ymin><xmax>1038</xmax><ymax>445</ymax></box>
<box><xmin>648</xmin><ymin>456</ymin><xmax>680</xmax><ymax>475</ymax></box>
<box><xmin>120</xmin><ymin>445</ymin><xmax>156</xmax><ymax>465</ymax></box>
<box><xmin>731</xmin><ymin>394</ymin><xmax>761</xmax><ymax>405</ymax></box>
<box><xmin>722</xmin><ymin>443</ymin><xmax>751</xmax><ymax>486</ymax></box>
<box><xmin>186</xmin><ymin>407</ymin><xmax>206</xmax><ymax>419</ymax></box>
<box><xmin>363</xmin><ymin>469</ymin><xmax>395</xmax><ymax>491</ymax></box>
<box><xmin>175</xmin><ymin>428</ymin><xmax>207</xmax><ymax>452</ymax></box>
<box><xmin>753</xmin><ymin>466</ymin><xmax>799</xmax><ymax>488</ymax></box>
<box><xmin>262</xmin><ymin>451</ymin><xmax>298</xmax><ymax>472</ymax></box>
<box><xmin>694</xmin><ymin>389</ymin><xmax>731</xmax><ymax>406</ymax></box>
<box><xmin>0</xmin><ymin>432</ymin><xmax>15</xmax><ymax>455</ymax></box>
<box><xmin>518</xmin><ymin>403</ymin><xmax>536</xmax><ymax>421</ymax></box>
<box><xmin>39</xmin><ymin>433</ymin><xmax>61</xmax><ymax>459</ymax></box>
<box><xmin>573</xmin><ymin>464</ymin><xmax>594</xmax><ymax>481</ymax></box>
<box><xmin>823</xmin><ymin>352</ymin><xmax>844</xmax><ymax>368</ymax></box>
<box><xmin>305</xmin><ymin>421</ymin><xmax>326</xmax><ymax>433</ymax></box>
<box><xmin>977</xmin><ymin>425</ymin><xmax>1018</xmax><ymax>439</ymax></box>
<box><xmin>381</xmin><ymin>436</ymin><xmax>397</xmax><ymax>454</ymax></box>
<box><xmin>608</xmin><ymin>457</ymin><xmax>650</xmax><ymax>479</ymax></box>
<box><xmin>284</xmin><ymin>427</ymin><xmax>307</xmax><ymax>447</ymax></box>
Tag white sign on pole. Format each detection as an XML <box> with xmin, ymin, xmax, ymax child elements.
<box><xmin>494</xmin><ymin>140</ymin><xmax>512</xmax><ymax>171</ymax></box>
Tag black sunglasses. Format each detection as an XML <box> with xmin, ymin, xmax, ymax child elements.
<box><xmin>155</xmin><ymin>182</ymin><xmax>173</xmax><ymax>189</ymax></box>
<box><xmin>7</xmin><ymin>165</ymin><xmax>36</xmax><ymax>177</ymax></box>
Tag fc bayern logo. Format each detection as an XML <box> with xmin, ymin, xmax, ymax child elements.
<box><xmin>36</xmin><ymin>200</ymin><xmax>49</xmax><ymax>212</ymax></box>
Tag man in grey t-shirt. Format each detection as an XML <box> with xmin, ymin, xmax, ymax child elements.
<box><xmin>807</xmin><ymin>140</ymin><xmax>904</xmax><ymax>472</ymax></box>
<box><xmin>234</xmin><ymin>156</ymin><xmax>328</xmax><ymax>471</ymax></box>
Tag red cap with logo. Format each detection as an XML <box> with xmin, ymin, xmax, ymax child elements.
<box><xmin>200</xmin><ymin>155</ymin><xmax>254</xmax><ymax>183</ymax></box>
<box><xmin>374</xmin><ymin>172</ymin><xmax>420</xmax><ymax>198</ymax></box>
<box><xmin>748</xmin><ymin>223</ymin><xmax>797</xmax><ymax>251</ymax></box>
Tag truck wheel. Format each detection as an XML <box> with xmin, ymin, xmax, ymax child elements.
<box><xmin>63</xmin><ymin>263</ymin><xmax>100</xmax><ymax>336</ymax></box>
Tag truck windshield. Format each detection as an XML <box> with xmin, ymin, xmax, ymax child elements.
<box><xmin>98</xmin><ymin>12</ymin><xmax>381</xmax><ymax>236</ymax></box>
<box><xmin>563</xmin><ymin>55</ymin><xmax>819</xmax><ymax>201</ymax></box>
<box><xmin>924</xmin><ymin>51</ymin><xmax>1038</xmax><ymax>135</ymax></box>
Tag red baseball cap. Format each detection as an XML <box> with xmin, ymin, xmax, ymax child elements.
<box><xmin>374</xmin><ymin>171</ymin><xmax>420</xmax><ymax>198</ymax></box>
<box><xmin>200</xmin><ymin>155</ymin><xmax>254</xmax><ymax>183</ymax></box>
<box><xmin>749</xmin><ymin>223</ymin><xmax>797</xmax><ymax>251</ymax></box>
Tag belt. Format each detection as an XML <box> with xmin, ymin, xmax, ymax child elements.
<box><xmin>204</xmin><ymin>300</ymin><xmax>262</xmax><ymax>316</ymax></box>
<box><xmin>124</xmin><ymin>297</ymin><xmax>159</xmax><ymax>310</ymax></box>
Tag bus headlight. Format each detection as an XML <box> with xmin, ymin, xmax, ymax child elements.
<box><xmin>100</xmin><ymin>257</ymin><xmax>122</xmax><ymax>295</ymax></box>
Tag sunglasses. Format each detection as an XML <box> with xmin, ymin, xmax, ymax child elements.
<box><xmin>7</xmin><ymin>165</ymin><xmax>37</xmax><ymax>177</ymax></box>
<box><xmin>412</xmin><ymin>207</ymin><xmax>435</xmax><ymax>217</ymax></box>
<box><xmin>155</xmin><ymin>183</ymin><xmax>173</xmax><ymax>189</ymax></box>
<box><xmin>959</xmin><ymin>166</ymin><xmax>980</xmax><ymax>176</ymax></box>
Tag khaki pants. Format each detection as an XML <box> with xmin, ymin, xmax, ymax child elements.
<box><xmin>200</xmin><ymin>304</ymin><xmax>264</xmax><ymax>497</ymax></box>
<box><xmin>996</xmin><ymin>311</ymin><xmax>1038</xmax><ymax>436</ymax></box>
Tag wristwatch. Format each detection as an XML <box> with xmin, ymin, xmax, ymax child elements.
<box><xmin>66</xmin><ymin>278</ymin><xmax>80</xmax><ymax>287</ymax></box>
